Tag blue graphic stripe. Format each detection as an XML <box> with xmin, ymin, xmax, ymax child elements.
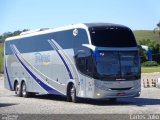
<box><xmin>55</xmin><ymin>49</ymin><xmax>73</xmax><ymax>79</ymax></box>
<box><xmin>15</xmin><ymin>53</ymin><xmax>63</xmax><ymax>95</ymax></box>
<box><xmin>50</xmin><ymin>41</ymin><xmax>73</xmax><ymax>79</ymax></box>
<box><xmin>5</xmin><ymin>62</ymin><xmax>12</xmax><ymax>90</ymax></box>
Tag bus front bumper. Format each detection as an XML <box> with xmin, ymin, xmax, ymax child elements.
<box><xmin>83</xmin><ymin>80</ymin><xmax>141</xmax><ymax>99</ymax></box>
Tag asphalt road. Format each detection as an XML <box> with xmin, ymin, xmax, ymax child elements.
<box><xmin>0</xmin><ymin>76</ymin><xmax>160</xmax><ymax>119</ymax></box>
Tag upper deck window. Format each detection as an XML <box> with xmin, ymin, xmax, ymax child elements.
<box><xmin>89</xmin><ymin>27</ymin><xmax>137</xmax><ymax>47</ymax></box>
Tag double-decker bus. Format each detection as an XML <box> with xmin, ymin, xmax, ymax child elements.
<box><xmin>4</xmin><ymin>23</ymin><xmax>141</xmax><ymax>102</ymax></box>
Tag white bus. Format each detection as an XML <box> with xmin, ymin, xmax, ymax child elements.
<box><xmin>4</xmin><ymin>23</ymin><xmax>141</xmax><ymax>102</ymax></box>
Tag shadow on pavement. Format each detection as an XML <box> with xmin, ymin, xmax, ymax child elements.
<box><xmin>29</xmin><ymin>94</ymin><xmax>160</xmax><ymax>106</ymax></box>
<box><xmin>31</xmin><ymin>94</ymin><xmax>67</xmax><ymax>101</ymax></box>
<box><xmin>0</xmin><ymin>103</ymin><xmax>18</xmax><ymax>108</ymax></box>
<box><xmin>80</xmin><ymin>97</ymin><xmax>160</xmax><ymax>106</ymax></box>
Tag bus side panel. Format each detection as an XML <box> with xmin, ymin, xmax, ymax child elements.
<box><xmin>23</xmin><ymin>51</ymin><xmax>67</xmax><ymax>94</ymax></box>
<box><xmin>5</xmin><ymin>53</ymin><xmax>48</xmax><ymax>94</ymax></box>
<box><xmin>4</xmin><ymin>55</ymin><xmax>14</xmax><ymax>91</ymax></box>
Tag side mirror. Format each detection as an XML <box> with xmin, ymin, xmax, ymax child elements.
<box><xmin>137</xmin><ymin>45</ymin><xmax>142</xmax><ymax>49</ymax></box>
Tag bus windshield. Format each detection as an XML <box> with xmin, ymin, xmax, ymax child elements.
<box><xmin>89</xmin><ymin>27</ymin><xmax>137</xmax><ymax>47</ymax></box>
<box><xmin>95</xmin><ymin>51</ymin><xmax>140</xmax><ymax>80</ymax></box>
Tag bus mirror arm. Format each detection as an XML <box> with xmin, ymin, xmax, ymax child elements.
<box><xmin>137</xmin><ymin>45</ymin><xmax>142</xmax><ymax>49</ymax></box>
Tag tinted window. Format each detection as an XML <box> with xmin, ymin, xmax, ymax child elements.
<box><xmin>54</xmin><ymin>30</ymin><xmax>74</xmax><ymax>49</ymax></box>
<box><xmin>5</xmin><ymin>33</ymin><xmax>54</xmax><ymax>55</ymax></box>
<box><xmin>75</xmin><ymin>48</ymin><xmax>94</xmax><ymax>77</ymax></box>
<box><xmin>5</xmin><ymin>29</ymin><xmax>89</xmax><ymax>55</ymax></box>
<box><xmin>94</xmin><ymin>51</ymin><xmax>140</xmax><ymax>80</ymax></box>
<box><xmin>74</xmin><ymin>29</ymin><xmax>89</xmax><ymax>48</ymax></box>
<box><xmin>89</xmin><ymin>27</ymin><xmax>137</xmax><ymax>47</ymax></box>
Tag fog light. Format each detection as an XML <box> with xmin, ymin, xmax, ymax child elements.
<box><xmin>97</xmin><ymin>93</ymin><xmax>100</xmax><ymax>96</ymax></box>
<box><xmin>139</xmin><ymin>92</ymin><xmax>141</xmax><ymax>95</ymax></box>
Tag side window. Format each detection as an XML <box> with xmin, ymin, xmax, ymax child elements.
<box><xmin>73</xmin><ymin>28</ymin><xmax>94</xmax><ymax>77</ymax></box>
<box><xmin>74</xmin><ymin>28</ymin><xmax>89</xmax><ymax>53</ymax></box>
<box><xmin>5</xmin><ymin>33</ymin><xmax>54</xmax><ymax>55</ymax></box>
<box><xmin>53</xmin><ymin>30</ymin><xmax>74</xmax><ymax>49</ymax></box>
<box><xmin>75</xmin><ymin>53</ymin><xmax>86</xmax><ymax>73</ymax></box>
<box><xmin>75</xmin><ymin>48</ymin><xmax>94</xmax><ymax>77</ymax></box>
<box><xmin>5</xmin><ymin>42</ymin><xmax>9</xmax><ymax>55</ymax></box>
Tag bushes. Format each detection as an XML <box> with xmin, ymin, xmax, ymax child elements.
<box><xmin>0</xmin><ymin>61</ymin><xmax>3</xmax><ymax>73</ymax></box>
<box><xmin>141</xmin><ymin>61</ymin><xmax>159</xmax><ymax>67</ymax></box>
<box><xmin>138</xmin><ymin>39</ymin><xmax>160</xmax><ymax>63</ymax></box>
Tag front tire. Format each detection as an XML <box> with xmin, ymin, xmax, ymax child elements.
<box><xmin>67</xmin><ymin>84</ymin><xmax>78</xmax><ymax>103</ymax></box>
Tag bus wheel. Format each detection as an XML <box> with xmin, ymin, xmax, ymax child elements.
<box><xmin>15</xmin><ymin>82</ymin><xmax>22</xmax><ymax>97</ymax></box>
<box><xmin>67</xmin><ymin>84</ymin><xmax>78</xmax><ymax>103</ymax></box>
<box><xmin>21</xmin><ymin>82</ymin><xmax>30</xmax><ymax>98</ymax></box>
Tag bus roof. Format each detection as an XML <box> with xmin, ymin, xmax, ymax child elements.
<box><xmin>84</xmin><ymin>23</ymin><xmax>127</xmax><ymax>28</ymax></box>
<box><xmin>5</xmin><ymin>23</ymin><xmax>130</xmax><ymax>41</ymax></box>
<box><xmin>5</xmin><ymin>23</ymin><xmax>88</xmax><ymax>41</ymax></box>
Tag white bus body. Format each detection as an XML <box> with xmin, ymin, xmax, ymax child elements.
<box><xmin>4</xmin><ymin>23</ymin><xmax>141</xmax><ymax>102</ymax></box>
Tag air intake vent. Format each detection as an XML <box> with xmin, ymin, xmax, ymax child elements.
<box><xmin>110</xmin><ymin>87</ymin><xmax>132</xmax><ymax>90</ymax></box>
<box><xmin>20</xmin><ymin>28</ymin><xmax>50</xmax><ymax>35</ymax></box>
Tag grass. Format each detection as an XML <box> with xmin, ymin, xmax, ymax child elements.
<box><xmin>134</xmin><ymin>30</ymin><xmax>160</xmax><ymax>73</ymax></box>
<box><xmin>133</xmin><ymin>30</ymin><xmax>160</xmax><ymax>43</ymax></box>
<box><xmin>141</xmin><ymin>66</ymin><xmax>160</xmax><ymax>73</ymax></box>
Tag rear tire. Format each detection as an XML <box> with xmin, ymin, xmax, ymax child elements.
<box><xmin>15</xmin><ymin>82</ymin><xmax>22</xmax><ymax>97</ymax></box>
<box><xmin>67</xmin><ymin>84</ymin><xmax>78</xmax><ymax>103</ymax></box>
<box><xmin>21</xmin><ymin>82</ymin><xmax>30</xmax><ymax>98</ymax></box>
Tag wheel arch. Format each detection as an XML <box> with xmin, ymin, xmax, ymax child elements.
<box><xmin>14</xmin><ymin>80</ymin><xmax>18</xmax><ymax>91</ymax></box>
<box><xmin>66</xmin><ymin>81</ymin><xmax>79</xmax><ymax>103</ymax></box>
<box><xmin>21</xmin><ymin>79</ymin><xmax>25</xmax><ymax>84</ymax></box>
<box><xmin>20</xmin><ymin>79</ymin><xmax>26</xmax><ymax>89</ymax></box>
<box><xmin>66</xmin><ymin>82</ymin><xmax>74</xmax><ymax>95</ymax></box>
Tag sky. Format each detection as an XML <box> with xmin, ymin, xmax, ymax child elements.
<box><xmin>0</xmin><ymin>0</ymin><xmax>160</xmax><ymax>35</ymax></box>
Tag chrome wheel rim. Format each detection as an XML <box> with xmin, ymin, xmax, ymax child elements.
<box><xmin>22</xmin><ymin>83</ymin><xmax>26</xmax><ymax>96</ymax></box>
<box><xmin>70</xmin><ymin>86</ymin><xmax>75</xmax><ymax>101</ymax></box>
<box><xmin>15</xmin><ymin>84</ymin><xmax>19</xmax><ymax>95</ymax></box>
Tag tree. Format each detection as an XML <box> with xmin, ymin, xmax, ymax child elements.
<box><xmin>157</xmin><ymin>21</ymin><xmax>160</xmax><ymax>36</ymax></box>
<box><xmin>154</xmin><ymin>21</ymin><xmax>160</xmax><ymax>37</ymax></box>
<box><xmin>138</xmin><ymin>39</ymin><xmax>160</xmax><ymax>63</ymax></box>
<box><xmin>0</xmin><ymin>29</ymin><xmax>29</xmax><ymax>43</ymax></box>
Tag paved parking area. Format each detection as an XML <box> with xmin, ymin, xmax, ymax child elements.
<box><xmin>0</xmin><ymin>74</ymin><xmax>160</xmax><ymax>119</ymax></box>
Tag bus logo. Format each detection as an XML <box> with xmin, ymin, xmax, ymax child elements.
<box><xmin>73</xmin><ymin>29</ymin><xmax>78</xmax><ymax>36</ymax></box>
<box><xmin>35</xmin><ymin>52</ymin><xmax>51</xmax><ymax>65</ymax></box>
